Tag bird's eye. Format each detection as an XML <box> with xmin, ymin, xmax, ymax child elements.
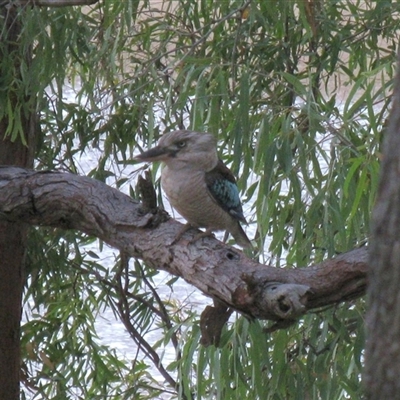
<box><xmin>176</xmin><ymin>141</ymin><xmax>186</xmax><ymax>149</ymax></box>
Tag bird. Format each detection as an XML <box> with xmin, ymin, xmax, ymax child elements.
<box><xmin>135</xmin><ymin>130</ymin><xmax>251</xmax><ymax>248</ymax></box>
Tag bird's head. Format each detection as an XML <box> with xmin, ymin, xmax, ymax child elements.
<box><xmin>135</xmin><ymin>130</ymin><xmax>218</xmax><ymax>171</ymax></box>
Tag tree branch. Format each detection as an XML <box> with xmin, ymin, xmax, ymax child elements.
<box><xmin>0</xmin><ymin>166</ymin><xmax>367</xmax><ymax>322</ymax></box>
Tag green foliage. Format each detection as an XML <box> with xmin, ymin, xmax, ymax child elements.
<box><xmin>186</xmin><ymin>305</ymin><xmax>364</xmax><ymax>400</ymax></box>
<box><xmin>1</xmin><ymin>0</ymin><xmax>398</xmax><ymax>398</ymax></box>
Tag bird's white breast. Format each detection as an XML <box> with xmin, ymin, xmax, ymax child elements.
<box><xmin>161</xmin><ymin>166</ymin><xmax>235</xmax><ymax>231</ymax></box>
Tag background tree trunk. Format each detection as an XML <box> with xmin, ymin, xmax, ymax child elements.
<box><xmin>365</xmin><ymin>51</ymin><xmax>400</xmax><ymax>398</ymax></box>
<box><xmin>0</xmin><ymin>5</ymin><xmax>36</xmax><ymax>399</ymax></box>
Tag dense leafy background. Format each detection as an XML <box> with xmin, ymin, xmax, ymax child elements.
<box><xmin>1</xmin><ymin>0</ymin><xmax>398</xmax><ymax>398</ymax></box>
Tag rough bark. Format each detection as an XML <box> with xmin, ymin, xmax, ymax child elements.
<box><xmin>0</xmin><ymin>5</ymin><xmax>37</xmax><ymax>399</ymax></box>
<box><xmin>0</xmin><ymin>167</ymin><xmax>368</xmax><ymax>323</ymax></box>
<box><xmin>365</xmin><ymin>51</ymin><xmax>400</xmax><ymax>398</ymax></box>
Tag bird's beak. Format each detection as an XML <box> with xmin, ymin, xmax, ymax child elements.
<box><xmin>135</xmin><ymin>146</ymin><xmax>170</xmax><ymax>162</ymax></box>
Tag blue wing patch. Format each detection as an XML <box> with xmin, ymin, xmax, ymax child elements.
<box><xmin>205</xmin><ymin>160</ymin><xmax>247</xmax><ymax>223</ymax></box>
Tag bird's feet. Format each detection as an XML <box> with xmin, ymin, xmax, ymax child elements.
<box><xmin>188</xmin><ymin>228</ymin><xmax>215</xmax><ymax>245</ymax></box>
<box><xmin>170</xmin><ymin>225</ymin><xmax>215</xmax><ymax>246</ymax></box>
<box><xmin>170</xmin><ymin>223</ymin><xmax>193</xmax><ymax>246</ymax></box>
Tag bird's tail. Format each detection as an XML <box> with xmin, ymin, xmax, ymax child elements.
<box><xmin>232</xmin><ymin>223</ymin><xmax>252</xmax><ymax>249</ymax></box>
